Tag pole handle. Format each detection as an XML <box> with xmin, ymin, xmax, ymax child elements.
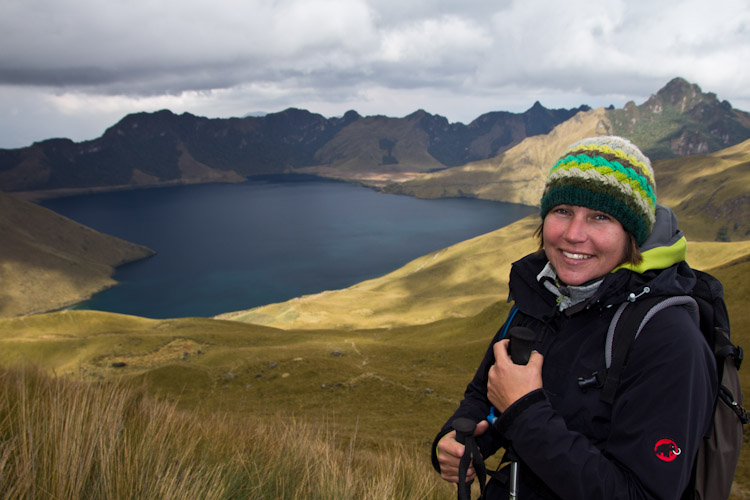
<box><xmin>453</xmin><ymin>417</ymin><xmax>475</xmax><ymax>444</ymax></box>
<box><xmin>452</xmin><ymin>418</ymin><xmax>476</xmax><ymax>500</ymax></box>
<box><xmin>508</xmin><ymin>326</ymin><xmax>535</xmax><ymax>365</ymax></box>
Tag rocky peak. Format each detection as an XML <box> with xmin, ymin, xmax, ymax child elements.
<box><xmin>653</xmin><ymin>77</ymin><xmax>719</xmax><ymax>111</ymax></box>
<box><xmin>607</xmin><ymin>77</ymin><xmax>750</xmax><ymax>159</ymax></box>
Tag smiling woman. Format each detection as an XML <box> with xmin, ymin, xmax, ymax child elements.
<box><xmin>432</xmin><ymin>136</ymin><xmax>716</xmax><ymax>500</ymax></box>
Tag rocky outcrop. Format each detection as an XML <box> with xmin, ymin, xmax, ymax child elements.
<box><xmin>607</xmin><ymin>77</ymin><xmax>750</xmax><ymax>159</ymax></box>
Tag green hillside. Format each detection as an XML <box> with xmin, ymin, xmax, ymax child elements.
<box><xmin>609</xmin><ymin>77</ymin><xmax>750</xmax><ymax>160</ymax></box>
<box><xmin>654</xmin><ymin>138</ymin><xmax>750</xmax><ymax>241</ymax></box>
<box><xmin>0</xmin><ymin>305</ymin><xmax>505</xmax><ymax>449</ymax></box>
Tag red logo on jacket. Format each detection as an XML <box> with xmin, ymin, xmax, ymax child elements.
<box><xmin>654</xmin><ymin>438</ymin><xmax>682</xmax><ymax>462</ymax></box>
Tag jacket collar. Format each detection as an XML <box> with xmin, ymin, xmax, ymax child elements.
<box><xmin>615</xmin><ymin>205</ymin><xmax>687</xmax><ymax>274</ymax></box>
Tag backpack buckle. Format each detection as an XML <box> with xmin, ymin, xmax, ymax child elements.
<box><xmin>578</xmin><ymin>371</ymin><xmax>605</xmax><ymax>392</ymax></box>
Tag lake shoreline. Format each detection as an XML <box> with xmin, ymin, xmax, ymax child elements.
<box><xmin>40</xmin><ymin>178</ymin><xmax>537</xmax><ymax>319</ymax></box>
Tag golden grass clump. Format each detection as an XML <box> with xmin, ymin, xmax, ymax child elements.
<box><xmin>0</xmin><ymin>365</ymin><xmax>452</xmax><ymax>500</ymax></box>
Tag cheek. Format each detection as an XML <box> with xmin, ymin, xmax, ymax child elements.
<box><xmin>541</xmin><ymin>226</ymin><xmax>557</xmax><ymax>261</ymax></box>
<box><xmin>601</xmin><ymin>231</ymin><xmax>629</xmax><ymax>263</ymax></box>
<box><xmin>541</xmin><ymin>219</ymin><xmax>559</xmax><ymax>246</ymax></box>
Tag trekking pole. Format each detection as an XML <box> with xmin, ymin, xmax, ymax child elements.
<box><xmin>453</xmin><ymin>417</ymin><xmax>487</xmax><ymax>500</ymax></box>
<box><xmin>454</xmin><ymin>417</ymin><xmax>474</xmax><ymax>500</ymax></box>
<box><xmin>506</xmin><ymin>326</ymin><xmax>536</xmax><ymax>500</ymax></box>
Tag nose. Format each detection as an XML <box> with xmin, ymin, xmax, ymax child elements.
<box><xmin>562</xmin><ymin>213</ymin><xmax>587</xmax><ymax>243</ymax></box>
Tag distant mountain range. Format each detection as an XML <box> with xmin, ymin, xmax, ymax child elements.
<box><xmin>2</xmin><ymin>77</ymin><xmax>749</xmax><ymax>200</ymax></box>
<box><xmin>0</xmin><ymin>101</ymin><xmax>587</xmax><ymax>196</ymax></box>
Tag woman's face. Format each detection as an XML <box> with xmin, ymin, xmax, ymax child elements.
<box><xmin>543</xmin><ymin>204</ymin><xmax>629</xmax><ymax>286</ymax></box>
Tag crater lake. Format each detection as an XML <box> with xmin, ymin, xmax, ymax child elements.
<box><xmin>41</xmin><ymin>176</ymin><xmax>537</xmax><ymax>319</ymax></box>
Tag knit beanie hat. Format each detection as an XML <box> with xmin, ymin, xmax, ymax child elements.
<box><xmin>540</xmin><ymin>135</ymin><xmax>657</xmax><ymax>246</ymax></box>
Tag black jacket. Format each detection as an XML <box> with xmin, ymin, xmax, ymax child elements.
<box><xmin>432</xmin><ymin>206</ymin><xmax>717</xmax><ymax>499</ymax></box>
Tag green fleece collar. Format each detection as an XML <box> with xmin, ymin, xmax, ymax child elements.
<box><xmin>614</xmin><ymin>235</ymin><xmax>687</xmax><ymax>274</ymax></box>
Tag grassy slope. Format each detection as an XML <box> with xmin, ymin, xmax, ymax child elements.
<box><xmin>654</xmin><ymin>138</ymin><xmax>750</xmax><ymax>241</ymax></box>
<box><xmin>0</xmin><ymin>191</ymin><xmax>154</xmax><ymax>317</ymax></box>
<box><xmin>0</xmin><ymin>364</ymin><xmax>449</xmax><ymax>500</ymax></box>
<box><xmin>0</xmin><ymin>304</ymin><xmax>507</xmax><ymax>450</ymax></box>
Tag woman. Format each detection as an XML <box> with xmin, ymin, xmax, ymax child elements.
<box><xmin>431</xmin><ymin>136</ymin><xmax>716</xmax><ymax>499</ymax></box>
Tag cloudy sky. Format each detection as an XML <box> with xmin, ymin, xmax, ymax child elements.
<box><xmin>1</xmin><ymin>0</ymin><xmax>749</xmax><ymax>149</ymax></box>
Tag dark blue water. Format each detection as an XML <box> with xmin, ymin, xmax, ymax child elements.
<box><xmin>41</xmin><ymin>177</ymin><xmax>536</xmax><ymax>319</ymax></box>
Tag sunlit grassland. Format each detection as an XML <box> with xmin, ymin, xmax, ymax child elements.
<box><xmin>0</xmin><ymin>365</ymin><xmax>454</xmax><ymax>500</ymax></box>
<box><xmin>0</xmin><ymin>301</ymin><xmax>508</xmax><ymax>449</ymax></box>
<box><xmin>0</xmin><ymin>302</ymin><xmax>509</xmax><ymax>499</ymax></box>
<box><xmin>654</xmin><ymin>140</ymin><xmax>750</xmax><ymax>242</ymax></box>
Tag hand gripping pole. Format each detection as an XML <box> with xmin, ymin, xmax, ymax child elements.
<box><xmin>453</xmin><ymin>417</ymin><xmax>487</xmax><ymax>500</ymax></box>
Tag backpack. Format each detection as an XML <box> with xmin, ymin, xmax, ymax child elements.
<box><xmin>599</xmin><ymin>269</ymin><xmax>748</xmax><ymax>500</ymax></box>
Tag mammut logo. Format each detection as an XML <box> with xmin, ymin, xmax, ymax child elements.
<box><xmin>654</xmin><ymin>438</ymin><xmax>681</xmax><ymax>462</ymax></box>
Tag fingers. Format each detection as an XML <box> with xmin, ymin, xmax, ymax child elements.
<box><xmin>529</xmin><ymin>349</ymin><xmax>544</xmax><ymax>366</ymax></box>
<box><xmin>439</xmin><ymin>461</ymin><xmax>477</xmax><ymax>483</ymax></box>
<box><xmin>474</xmin><ymin>419</ymin><xmax>490</xmax><ymax>436</ymax></box>
<box><xmin>488</xmin><ymin>340</ymin><xmax>544</xmax><ymax>412</ymax></box>
<box><xmin>494</xmin><ymin>339</ymin><xmax>544</xmax><ymax>366</ymax></box>
<box><xmin>437</xmin><ymin>430</ymin><xmax>478</xmax><ymax>483</ymax></box>
<box><xmin>493</xmin><ymin>338</ymin><xmax>511</xmax><ymax>362</ymax></box>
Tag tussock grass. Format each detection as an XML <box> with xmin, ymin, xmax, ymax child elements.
<box><xmin>0</xmin><ymin>365</ymin><xmax>452</xmax><ymax>500</ymax></box>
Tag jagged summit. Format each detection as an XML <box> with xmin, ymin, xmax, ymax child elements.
<box><xmin>608</xmin><ymin>77</ymin><xmax>750</xmax><ymax>158</ymax></box>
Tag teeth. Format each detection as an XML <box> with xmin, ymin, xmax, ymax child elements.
<box><xmin>563</xmin><ymin>251</ymin><xmax>591</xmax><ymax>260</ymax></box>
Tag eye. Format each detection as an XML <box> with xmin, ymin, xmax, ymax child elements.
<box><xmin>593</xmin><ymin>212</ymin><xmax>612</xmax><ymax>221</ymax></box>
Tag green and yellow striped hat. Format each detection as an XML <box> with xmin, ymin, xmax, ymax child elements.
<box><xmin>540</xmin><ymin>136</ymin><xmax>657</xmax><ymax>245</ymax></box>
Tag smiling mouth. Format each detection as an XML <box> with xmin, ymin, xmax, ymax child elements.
<box><xmin>562</xmin><ymin>251</ymin><xmax>592</xmax><ymax>260</ymax></box>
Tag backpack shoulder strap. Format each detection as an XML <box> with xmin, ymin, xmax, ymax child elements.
<box><xmin>601</xmin><ymin>295</ymin><xmax>699</xmax><ymax>404</ymax></box>
<box><xmin>500</xmin><ymin>305</ymin><xmax>520</xmax><ymax>340</ymax></box>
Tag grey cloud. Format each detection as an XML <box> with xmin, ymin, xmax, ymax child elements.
<box><xmin>0</xmin><ymin>0</ymin><xmax>497</xmax><ymax>95</ymax></box>
<box><xmin>1</xmin><ymin>0</ymin><xmax>749</xmax><ymax>148</ymax></box>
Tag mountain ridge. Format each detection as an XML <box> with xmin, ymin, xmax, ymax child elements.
<box><xmin>380</xmin><ymin>107</ymin><xmax>612</xmax><ymax>205</ymax></box>
<box><xmin>3</xmin><ymin>78</ymin><xmax>749</xmax><ymax>205</ymax></box>
<box><xmin>0</xmin><ymin>102</ymin><xmax>589</xmax><ymax>197</ymax></box>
